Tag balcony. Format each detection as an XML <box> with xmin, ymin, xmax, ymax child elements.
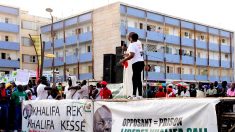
<box><xmin>0</xmin><ymin>5</ymin><xmax>19</xmax><ymax>15</ymax></box>
<box><xmin>166</xmin><ymin>73</ymin><xmax>180</xmax><ymax>80</ymax></box>
<box><xmin>182</xmin><ymin>74</ymin><xmax>194</xmax><ymax>80</ymax></box>
<box><xmin>126</xmin><ymin>7</ymin><xmax>145</xmax><ymax>18</ymax></box>
<box><xmin>165</xmin><ymin>35</ymin><xmax>180</xmax><ymax>45</ymax></box>
<box><xmin>221</xmin><ymin>60</ymin><xmax>230</xmax><ymax>68</ymax></box>
<box><xmin>0</xmin><ymin>22</ymin><xmax>19</xmax><ymax>33</ymax></box>
<box><xmin>147</xmin><ymin>31</ymin><xmax>164</xmax><ymax>42</ymax></box>
<box><xmin>209</xmin><ymin>42</ymin><xmax>219</xmax><ymax>51</ymax></box>
<box><xmin>43</xmin><ymin>52</ymin><xmax>92</xmax><ymax>68</ymax></box>
<box><xmin>165</xmin><ymin>54</ymin><xmax>180</xmax><ymax>63</ymax></box>
<box><xmin>196</xmin><ymin>75</ymin><xmax>208</xmax><ymax>81</ymax></box>
<box><xmin>209</xmin><ymin>76</ymin><xmax>220</xmax><ymax>82</ymax></box>
<box><xmin>209</xmin><ymin>59</ymin><xmax>219</xmax><ymax>67</ymax></box>
<box><xmin>147</xmin><ymin>72</ymin><xmax>165</xmax><ymax>81</ymax></box>
<box><xmin>79</xmin><ymin>73</ymin><xmax>93</xmax><ymax>80</ymax></box>
<box><xmin>0</xmin><ymin>59</ymin><xmax>20</xmax><ymax>68</ymax></box>
<box><xmin>196</xmin><ymin>40</ymin><xmax>207</xmax><ymax>49</ymax></box>
<box><xmin>45</xmin><ymin>32</ymin><xmax>92</xmax><ymax>50</ymax></box>
<box><xmin>221</xmin><ymin>76</ymin><xmax>231</xmax><ymax>82</ymax></box>
<box><xmin>182</xmin><ymin>56</ymin><xmax>194</xmax><ymax>65</ymax></box>
<box><xmin>145</xmin><ymin>51</ymin><xmax>164</xmax><ymax>62</ymax></box>
<box><xmin>181</xmin><ymin>38</ymin><xmax>194</xmax><ymax>47</ymax></box>
<box><xmin>146</xmin><ymin>12</ymin><xmax>164</xmax><ymax>23</ymax></box>
<box><xmin>221</xmin><ymin>45</ymin><xmax>230</xmax><ymax>53</ymax></box>
<box><xmin>196</xmin><ymin>58</ymin><xmax>207</xmax><ymax>66</ymax></box>
<box><xmin>0</xmin><ymin>41</ymin><xmax>19</xmax><ymax>50</ymax></box>
<box><xmin>127</xmin><ymin>27</ymin><xmax>146</xmax><ymax>39</ymax></box>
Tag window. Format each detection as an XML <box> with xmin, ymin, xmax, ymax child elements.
<box><xmin>221</xmin><ymin>38</ymin><xmax>226</xmax><ymax>44</ymax></box>
<box><xmin>87</xmin><ymin>26</ymin><xmax>90</xmax><ymax>32</ymax></box>
<box><xmin>87</xmin><ymin>45</ymin><xmax>91</xmax><ymax>52</ymax></box>
<box><xmin>147</xmin><ymin>24</ymin><xmax>156</xmax><ymax>31</ymax></box>
<box><xmin>189</xmin><ymin>51</ymin><xmax>193</xmax><ymax>56</ymax></box>
<box><xmin>30</xmin><ymin>56</ymin><xmax>36</xmax><ymax>63</ymax></box>
<box><xmin>184</xmin><ymin>32</ymin><xmax>189</xmax><ymax>38</ymax></box>
<box><xmin>225</xmin><ymin>54</ymin><xmax>229</xmax><ymax>59</ymax></box>
<box><xmin>75</xmin><ymin>28</ymin><xmax>83</xmax><ymax>34</ymax></box>
<box><xmin>1</xmin><ymin>53</ymin><xmax>6</xmax><ymax>59</ymax></box>
<box><xmin>177</xmin><ymin>67</ymin><xmax>181</xmax><ymax>74</ymax></box>
<box><xmin>5</xmin><ymin>36</ymin><xmax>9</xmax><ymax>41</ymax></box>
<box><xmin>197</xmin><ymin>52</ymin><xmax>201</xmax><ymax>58</ymax></box>
<box><xmin>88</xmin><ymin>66</ymin><xmax>92</xmax><ymax>73</ymax></box>
<box><xmin>134</xmin><ymin>22</ymin><xmax>138</xmax><ymax>28</ymax></box>
<box><xmin>189</xmin><ymin>68</ymin><xmax>193</xmax><ymax>74</ymax></box>
<box><xmin>5</xmin><ymin>18</ymin><xmax>9</xmax><ymax>23</ymax></box>
<box><xmin>22</xmin><ymin>37</ymin><xmax>32</xmax><ymax>46</ymax></box>
<box><xmin>22</xmin><ymin>21</ymin><xmax>37</xmax><ymax>30</ymax></box>
<box><xmin>139</xmin><ymin>23</ymin><xmax>143</xmax><ymax>29</ymax></box>
<box><xmin>166</xmin><ymin>47</ymin><xmax>172</xmax><ymax>54</ymax></box>
<box><xmin>167</xmin><ymin>66</ymin><xmax>173</xmax><ymax>73</ymax></box>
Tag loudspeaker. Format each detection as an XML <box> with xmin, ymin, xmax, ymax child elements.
<box><xmin>103</xmin><ymin>54</ymin><xmax>116</xmax><ymax>83</ymax></box>
<box><xmin>115</xmin><ymin>55</ymin><xmax>124</xmax><ymax>83</ymax></box>
<box><xmin>116</xmin><ymin>46</ymin><xmax>122</xmax><ymax>55</ymax></box>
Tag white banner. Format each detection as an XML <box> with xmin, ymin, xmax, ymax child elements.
<box><xmin>15</xmin><ymin>69</ymin><xmax>30</xmax><ymax>85</ymax></box>
<box><xmin>22</xmin><ymin>99</ymin><xmax>93</xmax><ymax>132</ymax></box>
<box><xmin>94</xmin><ymin>98</ymin><xmax>220</xmax><ymax>132</ymax></box>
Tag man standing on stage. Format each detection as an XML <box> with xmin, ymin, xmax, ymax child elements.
<box><xmin>119</xmin><ymin>32</ymin><xmax>144</xmax><ymax>99</ymax></box>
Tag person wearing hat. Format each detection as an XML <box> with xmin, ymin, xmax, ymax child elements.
<box><xmin>100</xmin><ymin>81</ymin><xmax>112</xmax><ymax>99</ymax></box>
<box><xmin>155</xmin><ymin>86</ymin><xmax>166</xmax><ymax>98</ymax></box>
<box><xmin>180</xmin><ymin>86</ymin><xmax>190</xmax><ymax>97</ymax></box>
<box><xmin>166</xmin><ymin>87</ymin><xmax>176</xmax><ymax>97</ymax></box>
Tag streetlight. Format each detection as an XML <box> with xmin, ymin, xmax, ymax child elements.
<box><xmin>46</xmin><ymin>8</ymin><xmax>56</xmax><ymax>87</ymax></box>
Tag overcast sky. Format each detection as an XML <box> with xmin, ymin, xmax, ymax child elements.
<box><xmin>0</xmin><ymin>0</ymin><xmax>234</xmax><ymax>32</ymax></box>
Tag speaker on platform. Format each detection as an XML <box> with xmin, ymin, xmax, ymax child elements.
<box><xmin>115</xmin><ymin>55</ymin><xmax>124</xmax><ymax>83</ymax></box>
<box><xmin>103</xmin><ymin>54</ymin><xmax>116</xmax><ymax>83</ymax></box>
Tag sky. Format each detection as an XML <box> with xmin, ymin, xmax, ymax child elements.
<box><xmin>0</xmin><ymin>0</ymin><xmax>234</xmax><ymax>32</ymax></box>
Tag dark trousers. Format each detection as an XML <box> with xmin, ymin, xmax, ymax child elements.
<box><xmin>14</xmin><ymin>105</ymin><xmax>22</xmax><ymax>130</ymax></box>
<box><xmin>132</xmin><ymin>61</ymin><xmax>144</xmax><ymax>96</ymax></box>
<box><xmin>0</xmin><ymin>103</ymin><xmax>9</xmax><ymax>130</ymax></box>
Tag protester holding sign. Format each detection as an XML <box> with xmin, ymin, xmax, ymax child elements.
<box><xmin>11</xmin><ymin>85</ymin><xmax>28</xmax><ymax>132</ymax></box>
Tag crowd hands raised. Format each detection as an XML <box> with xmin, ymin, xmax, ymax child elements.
<box><xmin>145</xmin><ymin>81</ymin><xmax>235</xmax><ymax>98</ymax></box>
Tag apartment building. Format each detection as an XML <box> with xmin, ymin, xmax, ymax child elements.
<box><xmin>0</xmin><ymin>4</ymin><xmax>49</xmax><ymax>75</ymax></box>
<box><xmin>41</xmin><ymin>2</ymin><xmax>234</xmax><ymax>82</ymax></box>
<box><xmin>0</xmin><ymin>5</ymin><xmax>20</xmax><ymax>74</ymax></box>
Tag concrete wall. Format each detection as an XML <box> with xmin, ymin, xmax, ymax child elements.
<box><xmin>93</xmin><ymin>3</ymin><xmax>121</xmax><ymax>81</ymax></box>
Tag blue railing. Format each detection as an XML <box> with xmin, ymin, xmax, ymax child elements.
<box><xmin>127</xmin><ymin>27</ymin><xmax>146</xmax><ymax>39</ymax></box>
<box><xmin>45</xmin><ymin>32</ymin><xmax>92</xmax><ymax>50</ymax></box>
<box><xmin>0</xmin><ymin>41</ymin><xmax>19</xmax><ymax>50</ymax></box>
<box><xmin>209</xmin><ymin>42</ymin><xmax>219</xmax><ymax>51</ymax></box>
<box><xmin>209</xmin><ymin>76</ymin><xmax>220</xmax><ymax>82</ymax></box>
<box><xmin>147</xmin><ymin>31</ymin><xmax>164</xmax><ymax>42</ymax></box>
<box><xmin>221</xmin><ymin>45</ymin><xmax>230</xmax><ymax>53</ymax></box>
<box><xmin>165</xmin><ymin>54</ymin><xmax>180</xmax><ymax>63</ymax></box>
<box><xmin>196</xmin><ymin>58</ymin><xmax>207</xmax><ymax>66</ymax></box>
<box><xmin>196</xmin><ymin>75</ymin><xmax>208</xmax><ymax>81</ymax></box>
<box><xmin>166</xmin><ymin>73</ymin><xmax>180</xmax><ymax>80</ymax></box>
<box><xmin>221</xmin><ymin>76</ymin><xmax>231</xmax><ymax>82</ymax></box>
<box><xmin>0</xmin><ymin>22</ymin><xmax>19</xmax><ymax>33</ymax></box>
<box><xmin>0</xmin><ymin>59</ymin><xmax>19</xmax><ymax>68</ymax></box>
<box><xmin>196</xmin><ymin>40</ymin><xmax>207</xmax><ymax>49</ymax></box>
<box><xmin>182</xmin><ymin>56</ymin><xmax>194</xmax><ymax>65</ymax></box>
<box><xmin>182</xmin><ymin>74</ymin><xmax>194</xmax><ymax>80</ymax></box>
<box><xmin>181</xmin><ymin>38</ymin><xmax>194</xmax><ymax>47</ymax></box>
<box><xmin>221</xmin><ymin>60</ymin><xmax>230</xmax><ymax>68</ymax></box>
<box><xmin>209</xmin><ymin>59</ymin><xmax>219</xmax><ymax>67</ymax></box>
<box><xmin>165</xmin><ymin>35</ymin><xmax>180</xmax><ymax>45</ymax></box>
<box><xmin>146</xmin><ymin>51</ymin><xmax>164</xmax><ymax>62</ymax></box>
<box><xmin>0</xmin><ymin>5</ymin><xmax>19</xmax><ymax>15</ymax></box>
<box><xmin>147</xmin><ymin>72</ymin><xmax>165</xmax><ymax>81</ymax></box>
<box><xmin>44</xmin><ymin>52</ymin><xmax>92</xmax><ymax>68</ymax></box>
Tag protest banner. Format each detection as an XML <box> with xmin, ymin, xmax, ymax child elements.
<box><xmin>94</xmin><ymin>98</ymin><xmax>220</xmax><ymax>132</ymax></box>
<box><xmin>15</xmin><ymin>69</ymin><xmax>30</xmax><ymax>85</ymax></box>
<box><xmin>22</xmin><ymin>99</ymin><xmax>93</xmax><ymax>132</ymax></box>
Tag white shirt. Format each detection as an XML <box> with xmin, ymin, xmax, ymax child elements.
<box><xmin>127</xmin><ymin>40</ymin><xmax>144</xmax><ymax>64</ymax></box>
<box><xmin>196</xmin><ymin>90</ymin><xmax>206</xmax><ymax>98</ymax></box>
<box><xmin>36</xmin><ymin>84</ymin><xmax>48</xmax><ymax>100</ymax></box>
<box><xmin>180</xmin><ymin>90</ymin><xmax>190</xmax><ymax>97</ymax></box>
<box><xmin>78</xmin><ymin>85</ymin><xmax>89</xmax><ymax>99</ymax></box>
<box><xmin>65</xmin><ymin>85</ymin><xmax>80</xmax><ymax>99</ymax></box>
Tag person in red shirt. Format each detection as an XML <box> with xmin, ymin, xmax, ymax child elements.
<box><xmin>166</xmin><ymin>88</ymin><xmax>176</xmax><ymax>97</ymax></box>
<box><xmin>155</xmin><ymin>86</ymin><xmax>166</xmax><ymax>98</ymax></box>
<box><xmin>99</xmin><ymin>81</ymin><xmax>112</xmax><ymax>99</ymax></box>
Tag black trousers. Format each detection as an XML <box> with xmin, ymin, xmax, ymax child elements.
<box><xmin>132</xmin><ymin>61</ymin><xmax>144</xmax><ymax>96</ymax></box>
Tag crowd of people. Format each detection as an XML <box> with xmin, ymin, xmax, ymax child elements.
<box><xmin>144</xmin><ymin>81</ymin><xmax>235</xmax><ymax>98</ymax></box>
<box><xmin>0</xmin><ymin>76</ymin><xmax>112</xmax><ymax>132</ymax></box>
